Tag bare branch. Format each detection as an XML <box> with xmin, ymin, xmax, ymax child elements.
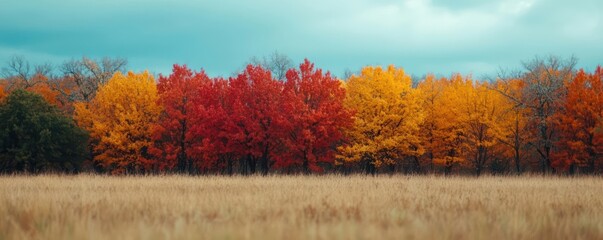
<box><xmin>60</xmin><ymin>56</ymin><xmax>127</xmax><ymax>102</ymax></box>
<box><xmin>2</xmin><ymin>55</ymin><xmax>54</xmax><ymax>90</ymax></box>
<box><xmin>249</xmin><ymin>51</ymin><xmax>293</xmax><ymax>81</ymax></box>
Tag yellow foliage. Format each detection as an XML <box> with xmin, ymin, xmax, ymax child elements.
<box><xmin>491</xmin><ymin>79</ymin><xmax>533</xmax><ymax>170</ymax></box>
<box><xmin>338</xmin><ymin>66</ymin><xmax>425</xmax><ymax>169</ymax></box>
<box><xmin>419</xmin><ymin>74</ymin><xmax>514</xmax><ymax>173</ymax></box>
<box><xmin>74</xmin><ymin>71</ymin><xmax>161</xmax><ymax>173</ymax></box>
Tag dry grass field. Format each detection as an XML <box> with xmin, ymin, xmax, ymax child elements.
<box><xmin>1</xmin><ymin>175</ymin><xmax>602</xmax><ymax>240</ymax></box>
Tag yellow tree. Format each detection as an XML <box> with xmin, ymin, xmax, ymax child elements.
<box><xmin>74</xmin><ymin>71</ymin><xmax>161</xmax><ymax>174</ymax></box>
<box><xmin>417</xmin><ymin>74</ymin><xmax>446</xmax><ymax>172</ymax></box>
<box><xmin>460</xmin><ymin>81</ymin><xmax>512</xmax><ymax>176</ymax></box>
<box><xmin>492</xmin><ymin>79</ymin><xmax>532</xmax><ymax>174</ymax></box>
<box><xmin>338</xmin><ymin>66</ymin><xmax>424</xmax><ymax>174</ymax></box>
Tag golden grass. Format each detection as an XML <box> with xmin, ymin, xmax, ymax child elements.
<box><xmin>1</xmin><ymin>175</ymin><xmax>602</xmax><ymax>240</ymax></box>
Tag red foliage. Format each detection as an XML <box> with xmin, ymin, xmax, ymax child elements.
<box><xmin>226</xmin><ymin>65</ymin><xmax>288</xmax><ymax>175</ymax></box>
<box><xmin>553</xmin><ymin>66</ymin><xmax>603</xmax><ymax>173</ymax></box>
<box><xmin>148</xmin><ymin>64</ymin><xmax>210</xmax><ymax>172</ymax></box>
<box><xmin>150</xmin><ymin>61</ymin><xmax>353</xmax><ymax>174</ymax></box>
<box><xmin>282</xmin><ymin>59</ymin><xmax>353</xmax><ymax>172</ymax></box>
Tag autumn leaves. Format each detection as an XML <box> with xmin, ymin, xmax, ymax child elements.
<box><xmin>554</xmin><ymin>68</ymin><xmax>603</xmax><ymax>172</ymax></box>
<box><xmin>70</xmin><ymin>60</ymin><xmax>352</xmax><ymax>174</ymax></box>
<box><xmin>338</xmin><ymin>66</ymin><xmax>424</xmax><ymax>174</ymax></box>
<box><xmin>1</xmin><ymin>57</ymin><xmax>602</xmax><ymax>175</ymax></box>
<box><xmin>74</xmin><ymin>71</ymin><xmax>161</xmax><ymax>173</ymax></box>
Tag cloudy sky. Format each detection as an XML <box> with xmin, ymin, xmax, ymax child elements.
<box><xmin>0</xmin><ymin>0</ymin><xmax>601</xmax><ymax>78</ymax></box>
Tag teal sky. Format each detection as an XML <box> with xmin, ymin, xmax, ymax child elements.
<box><xmin>1</xmin><ymin>0</ymin><xmax>601</xmax><ymax>79</ymax></box>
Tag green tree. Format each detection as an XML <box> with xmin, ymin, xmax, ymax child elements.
<box><xmin>0</xmin><ymin>90</ymin><xmax>88</xmax><ymax>173</ymax></box>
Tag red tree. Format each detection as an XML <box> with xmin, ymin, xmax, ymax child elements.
<box><xmin>188</xmin><ymin>77</ymin><xmax>239</xmax><ymax>173</ymax></box>
<box><xmin>226</xmin><ymin>65</ymin><xmax>288</xmax><ymax>175</ymax></box>
<box><xmin>148</xmin><ymin>64</ymin><xmax>210</xmax><ymax>173</ymax></box>
<box><xmin>553</xmin><ymin>66</ymin><xmax>603</xmax><ymax>173</ymax></box>
<box><xmin>283</xmin><ymin>59</ymin><xmax>353</xmax><ymax>173</ymax></box>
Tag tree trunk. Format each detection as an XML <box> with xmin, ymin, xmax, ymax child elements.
<box><xmin>187</xmin><ymin>158</ymin><xmax>194</xmax><ymax>175</ymax></box>
<box><xmin>226</xmin><ymin>156</ymin><xmax>233</xmax><ymax>176</ymax></box>
<box><xmin>413</xmin><ymin>156</ymin><xmax>423</xmax><ymax>174</ymax></box>
<box><xmin>302</xmin><ymin>151</ymin><xmax>310</xmax><ymax>174</ymax></box>
<box><xmin>388</xmin><ymin>163</ymin><xmax>395</xmax><ymax>175</ymax></box>
<box><xmin>514</xmin><ymin>148</ymin><xmax>521</xmax><ymax>175</ymax></box>
<box><xmin>248</xmin><ymin>155</ymin><xmax>256</xmax><ymax>175</ymax></box>
<box><xmin>260</xmin><ymin>156</ymin><xmax>269</xmax><ymax>176</ymax></box>
<box><xmin>259</xmin><ymin>146</ymin><xmax>270</xmax><ymax>176</ymax></box>
<box><xmin>364</xmin><ymin>159</ymin><xmax>376</xmax><ymax>175</ymax></box>
<box><xmin>177</xmin><ymin>153</ymin><xmax>186</xmax><ymax>174</ymax></box>
<box><xmin>239</xmin><ymin>156</ymin><xmax>247</xmax><ymax>175</ymax></box>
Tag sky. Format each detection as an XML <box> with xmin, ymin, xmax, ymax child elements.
<box><xmin>0</xmin><ymin>0</ymin><xmax>601</xmax><ymax>79</ymax></box>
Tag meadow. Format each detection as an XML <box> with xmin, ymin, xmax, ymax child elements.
<box><xmin>1</xmin><ymin>175</ymin><xmax>602</xmax><ymax>240</ymax></box>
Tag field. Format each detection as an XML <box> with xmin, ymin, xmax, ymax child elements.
<box><xmin>1</xmin><ymin>175</ymin><xmax>602</xmax><ymax>240</ymax></box>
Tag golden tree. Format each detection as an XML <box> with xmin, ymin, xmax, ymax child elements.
<box><xmin>460</xmin><ymin>81</ymin><xmax>512</xmax><ymax>175</ymax></box>
<box><xmin>74</xmin><ymin>71</ymin><xmax>161</xmax><ymax>174</ymax></box>
<box><xmin>417</xmin><ymin>74</ymin><xmax>446</xmax><ymax>172</ymax></box>
<box><xmin>338</xmin><ymin>66</ymin><xmax>424</xmax><ymax>174</ymax></box>
<box><xmin>492</xmin><ymin>79</ymin><xmax>532</xmax><ymax>174</ymax></box>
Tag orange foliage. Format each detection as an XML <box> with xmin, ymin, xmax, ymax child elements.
<box><xmin>0</xmin><ymin>84</ymin><xmax>6</xmax><ymax>102</ymax></box>
<box><xmin>553</xmin><ymin>67</ymin><xmax>603</xmax><ymax>173</ymax></box>
<box><xmin>26</xmin><ymin>82</ymin><xmax>62</xmax><ymax>107</ymax></box>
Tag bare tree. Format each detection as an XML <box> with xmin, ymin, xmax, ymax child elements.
<box><xmin>249</xmin><ymin>51</ymin><xmax>293</xmax><ymax>81</ymax></box>
<box><xmin>2</xmin><ymin>55</ymin><xmax>52</xmax><ymax>90</ymax></box>
<box><xmin>58</xmin><ymin>57</ymin><xmax>127</xmax><ymax>102</ymax></box>
<box><xmin>523</xmin><ymin>56</ymin><xmax>576</xmax><ymax>174</ymax></box>
<box><xmin>495</xmin><ymin>55</ymin><xmax>577</xmax><ymax>174</ymax></box>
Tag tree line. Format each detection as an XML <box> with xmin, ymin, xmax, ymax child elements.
<box><xmin>0</xmin><ymin>55</ymin><xmax>601</xmax><ymax>175</ymax></box>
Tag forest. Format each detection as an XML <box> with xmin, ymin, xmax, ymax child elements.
<box><xmin>0</xmin><ymin>54</ymin><xmax>601</xmax><ymax>175</ymax></box>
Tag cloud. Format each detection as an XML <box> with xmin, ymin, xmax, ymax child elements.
<box><xmin>0</xmin><ymin>0</ymin><xmax>601</xmax><ymax>78</ymax></box>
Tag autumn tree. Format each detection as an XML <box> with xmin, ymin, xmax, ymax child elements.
<box><xmin>146</xmin><ymin>65</ymin><xmax>211</xmax><ymax>173</ymax></box>
<box><xmin>459</xmin><ymin>81</ymin><xmax>511</xmax><ymax>176</ymax></box>
<box><xmin>283</xmin><ymin>59</ymin><xmax>353</xmax><ymax>173</ymax></box>
<box><xmin>553</xmin><ymin>67</ymin><xmax>603</xmax><ymax>173</ymax></box>
<box><xmin>0</xmin><ymin>90</ymin><xmax>88</xmax><ymax>173</ymax></box>
<box><xmin>422</xmin><ymin>75</ymin><xmax>473</xmax><ymax>174</ymax></box>
<box><xmin>227</xmin><ymin>65</ymin><xmax>287</xmax><ymax>175</ymax></box>
<box><xmin>417</xmin><ymin>75</ymin><xmax>446</xmax><ymax>173</ymax></box>
<box><xmin>74</xmin><ymin>71</ymin><xmax>161</xmax><ymax>174</ymax></box>
<box><xmin>338</xmin><ymin>66</ymin><xmax>424</xmax><ymax>174</ymax></box>
<box><xmin>518</xmin><ymin>56</ymin><xmax>576</xmax><ymax>174</ymax></box>
<box><xmin>420</xmin><ymin>74</ymin><xmax>528</xmax><ymax>175</ymax></box>
<box><xmin>191</xmin><ymin>77</ymin><xmax>240</xmax><ymax>174</ymax></box>
<box><xmin>492</xmin><ymin>78</ymin><xmax>532</xmax><ymax>174</ymax></box>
